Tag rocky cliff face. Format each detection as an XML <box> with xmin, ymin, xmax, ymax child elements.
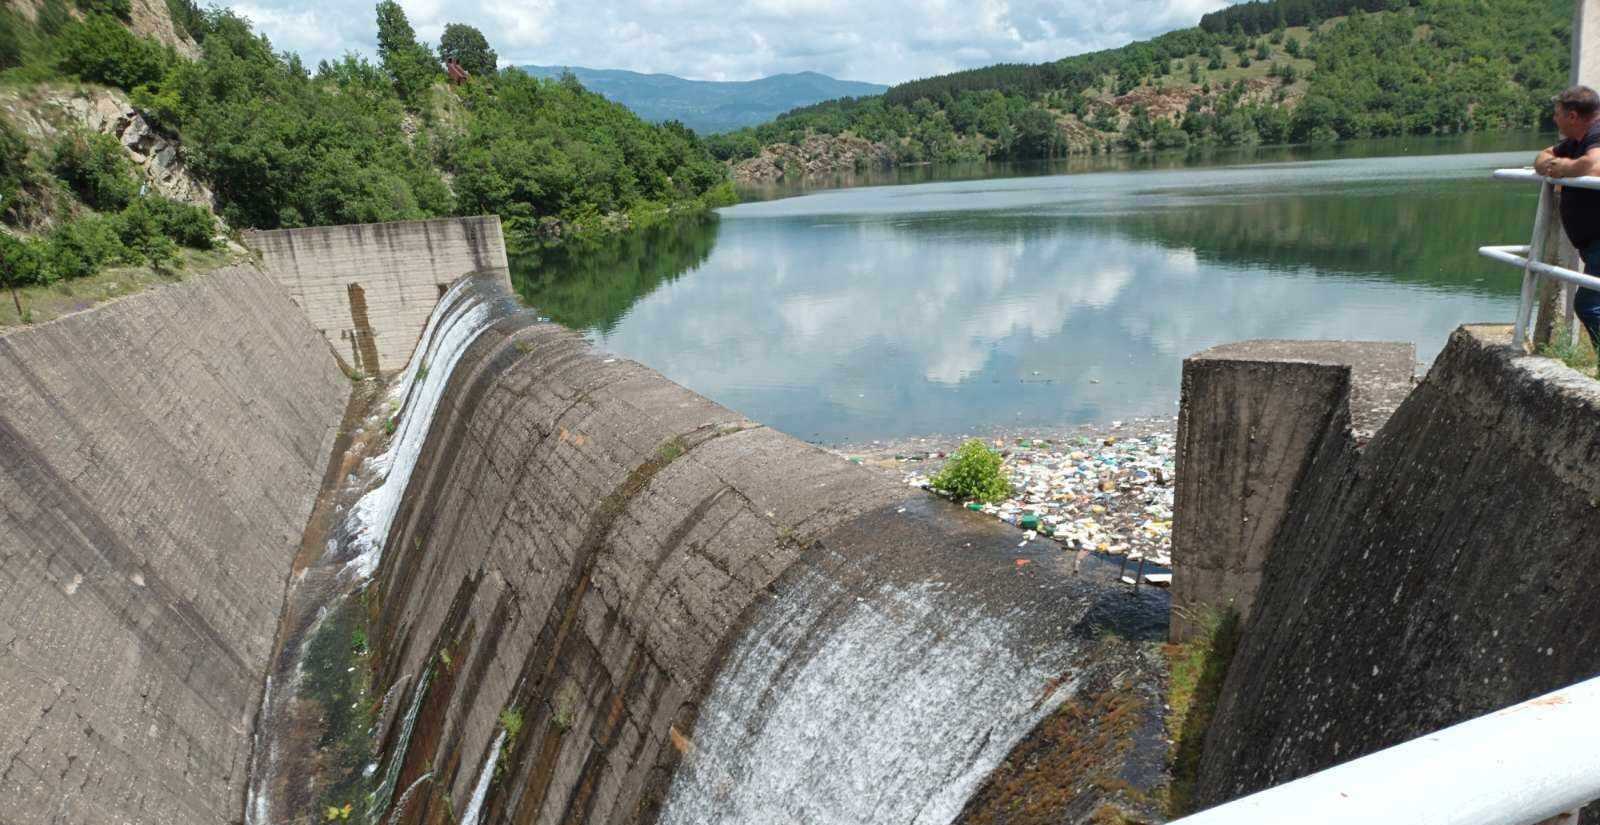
<box><xmin>6</xmin><ymin>0</ymin><xmax>199</xmax><ymax>57</ymax></box>
<box><xmin>0</xmin><ymin>86</ymin><xmax>216</xmax><ymax>215</ymax></box>
<box><xmin>732</xmin><ymin>132</ymin><xmax>894</xmax><ymax>184</ymax></box>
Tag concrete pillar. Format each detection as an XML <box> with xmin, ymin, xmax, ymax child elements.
<box><xmin>1575</xmin><ymin>0</ymin><xmax>1600</xmax><ymax>87</ymax></box>
<box><xmin>1169</xmin><ymin>341</ymin><xmax>1415</xmax><ymax>642</ymax></box>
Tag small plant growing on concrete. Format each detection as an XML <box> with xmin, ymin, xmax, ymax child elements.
<box><xmin>499</xmin><ymin>708</ymin><xmax>523</xmax><ymax>739</ymax></box>
<box><xmin>930</xmin><ymin>439</ymin><xmax>1012</xmax><ymax>503</ymax></box>
<box><xmin>1538</xmin><ymin>322</ymin><xmax>1599</xmax><ymax>377</ymax></box>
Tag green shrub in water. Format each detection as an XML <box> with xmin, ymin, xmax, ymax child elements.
<box><xmin>930</xmin><ymin>439</ymin><xmax>1012</xmax><ymax>503</ymax></box>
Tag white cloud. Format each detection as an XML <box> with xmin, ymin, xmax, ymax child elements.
<box><xmin>216</xmin><ymin>0</ymin><xmax>1246</xmax><ymax>84</ymax></box>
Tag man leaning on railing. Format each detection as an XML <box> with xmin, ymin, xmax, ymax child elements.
<box><xmin>1534</xmin><ymin>85</ymin><xmax>1600</xmax><ymax>348</ymax></box>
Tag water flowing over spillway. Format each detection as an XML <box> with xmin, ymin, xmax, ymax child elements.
<box><xmin>658</xmin><ymin>524</ymin><xmax>1167</xmax><ymax>825</ymax></box>
<box><xmin>246</xmin><ymin>275</ymin><xmax>517</xmax><ymax>825</ymax></box>
<box><xmin>246</xmin><ymin>272</ymin><xmax>1168</xmax><ymax>825</ymax></box>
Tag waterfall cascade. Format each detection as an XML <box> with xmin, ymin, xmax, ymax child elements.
<box><xmin>245</xmin><ymin>274</ymin><xmax>518</xmax><ymax>825</ymax></box>
<box><xmin>660</xmin><ymin>504</ymin><xmax>1169</xmax><ymax>825</ymax></box>
<box><xmin>246</xmin><ymin>273</ymin><xmax>1169</xmax><ymax>825</ymax></box>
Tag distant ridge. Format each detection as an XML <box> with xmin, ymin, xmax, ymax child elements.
<box><xmin>518</xmin><ymin>65</ymin><xmax>887</xmax><ymax>134</ymax></box>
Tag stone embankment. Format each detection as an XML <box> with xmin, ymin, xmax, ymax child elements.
<box><xmin>1186</xmin><ymin>326</ymin><xmax>1600</xmax><ymax>807</ymax></box>
<box><xmin>0</xmin><ymin>265</ymin><xmax>348</xmax><ymax>824</ymax></box>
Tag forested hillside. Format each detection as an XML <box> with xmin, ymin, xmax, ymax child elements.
<box><xmin>0</xmin><ymin>0</ymin><xmax>731</xmax><ymax>301</ymax></box>
<box><xmin>715</xmin><ymin>0</ymin><xmax>1568</xmax><ymax>181</ymax></box>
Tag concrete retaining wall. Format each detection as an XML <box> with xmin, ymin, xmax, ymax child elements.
<box><xmin>1170</xmin><ymin>341</ymin><xmax>1414</xmax><ymax>641</ymax></box>
<box><xmin>1195</xmin><ymin>325</ymin><xmax>1600</xmax><ymax>807</ymax></box>
<box><xmin>246</xmin><ymin>216</ymin><xmax>509</xmax><ymax>376</ymax></box>
<box><xmin>0</xmin><ymin>266</ymin><xmax>349</xmax><ymax>824</ymax></box>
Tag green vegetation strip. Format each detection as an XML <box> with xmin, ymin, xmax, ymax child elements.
<box><xmin>1163</xmin><ymin>609</ymin><xmax>1241</xmax><ymax>817</ymax></box>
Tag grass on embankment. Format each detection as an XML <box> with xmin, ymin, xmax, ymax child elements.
<box><xmin>1162</xmin><ymin>608</ymin><xmax>1241</xmax><ymax>817</ymax></box>
<box><xmin>0</xmin><ymin>246</ymin><xmax>241</xmax><ymax>327</ymax></box>
<box><xmin>1538</xmin><ymin>323</ymin><xmax>1600</xmax><ymax>376</ymax></box>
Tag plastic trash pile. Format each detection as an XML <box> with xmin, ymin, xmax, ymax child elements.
<box><xmin>901</xmin><ymin>431</ymin><xmax>1176</xmax><ymax>566</ymax></box>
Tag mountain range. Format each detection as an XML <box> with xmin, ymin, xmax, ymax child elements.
<box><xmin>518</xmin><ymin>66</ymin><xmax>887</xmax><ymax>134</ymax></box>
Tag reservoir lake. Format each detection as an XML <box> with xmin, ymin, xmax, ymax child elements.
<box><xmin>514</xmin><ymin>135</ymin><xmax>1548</xmax><ymax>444</ymax></box>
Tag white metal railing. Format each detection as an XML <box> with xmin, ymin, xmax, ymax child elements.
<box><xmin>1169</xmin><ymin>674</ymin><xmax>1600</xmax><ymax>825</ymax></box>
<box><xmin>1480</xmin><ymin>168</ymin><xmax>1600</xmax><ymax>348</ymax></box>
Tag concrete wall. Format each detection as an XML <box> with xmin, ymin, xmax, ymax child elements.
<box><xmin>246</xmin><ymin>216</ymin><xmax>510</xmax><ymax>376</ymax></box>
<box><xmin>362</xmin><ymin>306</ymin><xmax>1168</xmax><ymax>825</ymax></box>
<box><xmin>0</xmin><ymin>266</ymin><xmax>349</xmax><ymax>824</ymax></box>
<box><xmin>1170</xmin><ymin>341</ymin><xmax>1413</xmax><ymax>641</ymax></box>
<box><xmin>1195</xmin><ymin>326</ymin><xmax>1600</xmax><ymax>808</ymax></box>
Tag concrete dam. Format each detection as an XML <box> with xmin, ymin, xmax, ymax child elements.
<box><xmin>0</xmin><ymin>216</ymin><xmax>1170</xmax><ymax>825</ymax></box>
<box><xmin>8</xmin><ymin>213</ymin><xmax>1598</xmax><ymax>824</ymax></box>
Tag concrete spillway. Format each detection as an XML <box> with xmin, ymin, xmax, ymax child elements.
<box><xmin>246</xmin><ymin>275</ymin><xmax>519</xmax><ymax>825</ymax></box>
<box><xmin>658</xmin><ymin>531</ymin><xmax>1166</xmax><ymax>825</ymax></box>
<box><xmin>0</xmin><ymin>216</ymin><xmax>1167</xmax><ymax>825</ymax></box>
<box><xmin>344</xmin><ymin>266</ymin><xmax>1167</xmax><ymax>824</ymax></box>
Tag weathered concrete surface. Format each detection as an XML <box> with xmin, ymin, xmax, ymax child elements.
<box><xmin>0</xmin><ymin>266</ymin><xmax>349</xmax><ymax>824</ymax></box>
<box><xmin>246</xmin><ymin>216</ymin><xmax>510</xmax><ymax>376</ymax></box>
<box><xmin>1195</xmin><ymin>325</ymin><xmax>1600</xmax><ymax>808</ymax></box>
<box><xmin>1170</xmin><ymin>341</ymin><xmax>1414</xmax><ymax>641</ymax></box>
<box><xmin>364</xmin><ymin>304</ymin><xmax>1170</xmax><ymax>825</ymax></box>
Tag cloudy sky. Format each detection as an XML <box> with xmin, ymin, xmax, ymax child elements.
<box><xmin>226</xmin><ymin>0</ymin><xmax>1246</xmax><ymax>85</ymax></box>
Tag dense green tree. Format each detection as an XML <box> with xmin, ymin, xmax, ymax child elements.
<box><xmin>73</xmin><ymin>0</ymin><xmax>131</xmax><ymax>19</ymax></box>
<box><xmin>439</xmin><ymin>22</ymin><xmax>496</xmax><ymax>78</ymax></box>
<box><xmin>56</xmin><ymin>13</ymin><xmax>172</xmax><ymax>89</ymax></box>
<box><xmin>375</xmin><ymin>0</ymin><xmax>438</xmax><ymax>103</ymax></box>
<box><xmin>51</xmin><ymin>131</ymin><xmax>139</xmax><ymax>210</ymax></box>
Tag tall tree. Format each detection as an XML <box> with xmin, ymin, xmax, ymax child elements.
<box><xmin>374</xmin><ymin>1</ymin><xmax>438</xmax><ymax>103</ymax></box>
<box><xmin>439</xmin><ymin>22</ymin><xmax>496</xmax><ymax>78</ymax></box>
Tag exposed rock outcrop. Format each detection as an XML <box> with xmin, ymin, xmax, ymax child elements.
<box><xmin>0</xmin><ymin>86</ymin><xmax>216</xmax><ymax>212</ymax></box>
<box><xmin>732</xmin><ymin>132</ymin><xmax>893</xmax><ymax>184</ymax></box>
<box><xmin>6</xmin><ymin>0</ymin><xmax>200</xmax><ymax>58</ymax></box>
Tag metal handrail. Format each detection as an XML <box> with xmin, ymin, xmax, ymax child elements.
<box><xmin>1481</xmin><ymin>169</ymin><xmax>1598</xmax><ymax>348</ymax></box>
<box><xmin>1493</xmin><ymin>167</ymin><xmax>1600</xmax><ymax>191</ymax></box>
<box><xmin>1169</xmin><ymin>675</ymin><xmax>1600</xmax><ymax>825</ymax></box>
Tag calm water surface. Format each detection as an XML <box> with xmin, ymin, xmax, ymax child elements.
<box><xmin>514</xmin><ymin>137</ymin><xmax>1547</xmax><ymax>443</ymax></box>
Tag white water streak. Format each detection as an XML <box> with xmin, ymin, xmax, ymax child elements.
<box><xmin>460</xmin><ymin>730</ymin><xmax>507</xmax><ymax>825</ymax></box>
<box><xmin>659</xmin><ymin>571</ymin><xmax>1074</xmax><ymax>825</ymax></box>
<box><xmin>366</xmin><ymin>667</ymin><xmax>432</xmax><ymax>823</ymax></box>
<box><xmin>344</xmin><ymin>278</ymin><xmax>497</xmax><ymax>579</ymax></box>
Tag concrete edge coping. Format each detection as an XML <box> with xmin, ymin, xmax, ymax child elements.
<box><xmin>1186</xmin><ymin>338</ymin><xmax>1418</xmax><ymax>440</ymax></box>
<box><xmin>1461</xmin><ymin>323</ymin><xmax>1600</xmax><ymax>411</ymax></box>
<box><xmin>0</xmin><ymin>262</ymin><xmax>261</xmax><ymax>340</ymax></box>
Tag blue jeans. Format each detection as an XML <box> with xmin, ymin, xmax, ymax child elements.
<box><xmin>1578</xmin><ymin>242</ymin><xmax>1600</xmax><ymax>349</ymax></box>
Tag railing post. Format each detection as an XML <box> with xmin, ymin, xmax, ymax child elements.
<box><xmin>1516</xmin><ymin>181</ymin><xmax>1553</xmax><ymax>350</ymax></box>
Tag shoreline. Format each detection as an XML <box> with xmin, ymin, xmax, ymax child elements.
<box><xmin>827</xmin><ymin>416</ymin><xmax>1178</xmax><ymax>578</ymax></box>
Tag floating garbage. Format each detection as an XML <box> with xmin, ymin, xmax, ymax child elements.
<box><xmin>837</xmin><ymin>424</ymin><xmax>1177</xmax><ymax>567</ymax></box>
